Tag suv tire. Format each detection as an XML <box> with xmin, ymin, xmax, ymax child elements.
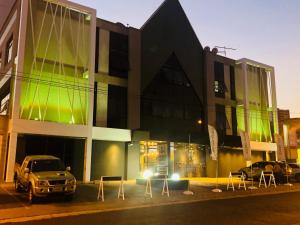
<box><xmin>28</xmin><ymin>184</ymin><xmax>35</xmax><ymax>204</ymax></box>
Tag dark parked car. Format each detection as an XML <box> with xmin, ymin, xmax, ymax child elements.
<box><xmin>288</xmin><ymin>163</ymin><xmax>300</xmax><ymax>182</ymax></box>
<box><xmin>239</xmin><ymin>161</ymin><xmax>292</xmax><ymax>181</ymax></box>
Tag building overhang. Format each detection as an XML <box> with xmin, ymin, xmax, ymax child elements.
<box><xmin>92</xmin><ymin>127</ymin><xmax>131</xmax><ymax>142</ymax></box>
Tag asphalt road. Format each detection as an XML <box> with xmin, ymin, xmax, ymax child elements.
<box><xmin>6</xmin><ymin>192</ymin><xmax>300</xmax><ymax>225</ymax></box>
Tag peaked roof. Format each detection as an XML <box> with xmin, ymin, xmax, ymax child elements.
<box><xmin>141</xmin><ymin>0</ymin><xmax>204</xmax><ymax>103</ymax></box>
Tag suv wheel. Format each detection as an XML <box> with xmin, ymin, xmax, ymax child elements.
<box><xmin>28</xmin><ymin>184</ymin><xmax>35</xmax><ymax>204</ymax></box>
<box><xmin>14</xmin><ymin>179</ymin><xmax>22</xmax><ymax>192</ymax></box>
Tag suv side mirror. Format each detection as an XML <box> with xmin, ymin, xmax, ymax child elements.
<box><xmin>66</xmin><ymin>166</ymin><xmax>71</xmax><ymax>172</ymax></box>
<box><xmin>24</xmin><ymin>168</ymin><xmax>30</xmax><ymax>173</ymax></box>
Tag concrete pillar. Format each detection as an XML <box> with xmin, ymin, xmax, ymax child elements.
<box><xmin>83</xmin><ymin>137</ymin><xmax>92</xmax><ymax>182</ymax></box>
<box><xmin>128</xmin><ymin>28</ymin><xmax>141</xmax><ymax>130</ymax></box>
<box><xmin>96</xmin><ymin>82</ymin><xmax>108</xmax><ymax>127</ymax></box>
<box><xmin>204</xmin><ymin>51</ymin><xmax>216</xmax><ymax>126</ymax></box>
<box><xmin>5</xmin><ymin>132</ymin><xmax>17</xmax><ymax>182</ymax></box>
<box><xmin>98</xmin><ymin>29</ymin><xmax>110</xmax><ymax>74</ymax></box>
<box><xmin>242</xmin><ymin>62</ymin><xmax>250</xmax><ymax>134</ymax></box>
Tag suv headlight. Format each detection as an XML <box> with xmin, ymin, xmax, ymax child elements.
<box><xmin>36</xmin><ymin>180</ymin><xmax>49</xmax><ymax>186</ymax></box>
<box><xmin>66</xmin><ymin>178</ymin><xmax>76</xmax><ymax>185</ymax></box>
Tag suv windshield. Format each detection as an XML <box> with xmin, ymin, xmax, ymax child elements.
<box><xmin>31</xmin><ymin>159</ymin><xmax>66</xmax><ymax>172</ymax></box>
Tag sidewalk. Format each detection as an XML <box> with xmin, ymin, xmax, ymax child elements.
<box><xmin>0</xmin><ymin>178</ymin><xmax>299</xmax><ymax>223</ymax></box>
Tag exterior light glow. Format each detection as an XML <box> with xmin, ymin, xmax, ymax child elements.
<box><xmin>143</xmin><ymin>170</ymin><xmax>153</xmax><ymax>179</ymax></box>
<box><xmin>197</xmin><ymin>119</ymin><xmax>202</xmax><ymax>125</ymax></box>
<box><xmin>171</xmin><ymin>173</ymin><xmax>180</xmax><ymax>181</ymax></box>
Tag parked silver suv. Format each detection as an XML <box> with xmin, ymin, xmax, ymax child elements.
<box><xmin>14</xmin><ymin>155</ymin><xmax>76</xmax><ymax>203</ymax></box>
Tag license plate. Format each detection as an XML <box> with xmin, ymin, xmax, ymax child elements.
<box><xmin>53</xmin><ymin>187</ymin><xmax>63</xmax><ymax>192</ymax></box>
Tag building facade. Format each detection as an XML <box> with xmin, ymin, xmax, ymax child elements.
<box><xmin>204</xmin><ymin>49</ymin><xmax>279</xmax><ymax>176</ymax></box>
<box><xmin>0</xmin><ymin>0</ymin><xmax>280</xmax><ymax>182</ymax></box>
<box><xmin>283</xmin><ymin>118</ymin><xmax>300</xmax><ymax>162</ymax></box>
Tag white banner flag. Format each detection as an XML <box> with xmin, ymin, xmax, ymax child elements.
<box><xmin>239</xmin><ymin>130</ymin><xmax>251</xmax><ymax>161</ymax></box>
<box><xmin>208</xmin><ymin>125</ymin><xmax>218</xmax><ymax>161</ymax></box>
<box><xmin>275</xmin><ymin>134</ymin><xmax>285</xmax><ymax>161</ymax></box>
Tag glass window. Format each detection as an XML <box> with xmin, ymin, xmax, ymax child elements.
<box><xmin>0</xmin><ymin>93</ymin><xmax>10</xmax><ymax>115</ymax></box>
<box><xmin>140</xmin><ymin>141</ymin><xmax>168</xmax><ymax>177</ymax></box>
<box><xmin>5</xmin><ymin>36</ymin><xmax>13</xmax><ymax>64</ymax></box>
<box><xmin>20</xmin><ymin>1</ymin><xmax>92</xmax><ymax>125</ymax></box>
<box><xmin>214</xmin><ymin>61</ymin><xmax>225</xmax><ymax>98</ymax></box>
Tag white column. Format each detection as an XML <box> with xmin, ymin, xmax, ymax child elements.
<box><xmin>83</xmin><ymin>8</ymin><xmax>96</xmax><ymax>183</ymax></box>
<box><xmin>5</xmin><ymin>0</ymin><xmax>29</xmax><ymax>182</ymax></box>
<box><xmin>5</xmin><ymin>132</ymin><xmax>17</xmax><ymax>182</ymax></box>
<box><xmin>13</xmin><ymin>0</ymin><xmax>29</xmax><ymax>120</ymax></box>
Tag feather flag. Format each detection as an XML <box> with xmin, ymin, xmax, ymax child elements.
<box><xmin>208</xmin><ymin>125</ymin><xmax>218</xmax><ymax>161</ymax></box>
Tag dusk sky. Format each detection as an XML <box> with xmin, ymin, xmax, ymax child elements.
<box><xmin>1</xmin><ymin>0</ymin><xmax>298</xmax><ymax>116</ymax></box>
<box><xmin>72</xmin><ymin>0</ymin><xmax>300</xmax><ymax>117</ymax></box>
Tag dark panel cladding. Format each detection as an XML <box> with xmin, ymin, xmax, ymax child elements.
<box><xmin>95</xmin><ymin>27</ymin><xmax>99</xmax><ymax>73</ymax></box>
<box><xmin>215</xmin><ymin>104</ymin><xmax>226</xmax><ymax>143</ymax></box>
<box><xmin>109</xmin><ymin>31</ymin><xmax>129</xmax><ymax>78</ymax></box>
<box><xmin>93</xmin><ymin>82</ymin><xmax>97</xmax><ymax>126</ymax></box>
<box><xmin>230</xmin><ymin>65</ymin><xmax>236</xmax><ymax>100</ymax></box>
<box><xmin>232</xmin><ymin>107</ymin><xmax>237</xmax><ymax>136</ymax></box>
<box><xmin>141</xmin><ymin>53</ymin><xmax>204</xmax><ymax>143</ymax></box>
<box><xmin>107</xmin><ymin>85</ymin><xmax>128</xmax><ymax>129</ymax></box>
<box><xmin>141</xmin><ymin>0</ymin><xmax>204</xmax><ymax>104</ymax></box>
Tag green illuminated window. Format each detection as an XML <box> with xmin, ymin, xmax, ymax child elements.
<box><xmin>20</xmin><ymin>0</ymin><xmax>92</xmax><ymax>125</ymax></box>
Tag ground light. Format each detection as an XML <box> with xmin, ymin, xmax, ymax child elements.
<box><xmin>143</xmin><ymin>170</ymin><xmax>153</xmax><ymax>179</ymax></box>
<box><xmin>171</xmin><ymin>173</ymin><xmax>180</xmax><ymax>181</ymax></box>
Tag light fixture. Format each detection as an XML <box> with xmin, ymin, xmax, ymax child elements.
<box><xmin>197</xmin><ymin>119</ymin><xmax>202</xmax><ymax>125</ymax></box>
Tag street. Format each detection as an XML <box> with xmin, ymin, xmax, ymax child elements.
<box><xmin>5</xmin><ymin>191</ymin><xmax>300</xmax><ymax>225</ymax></box>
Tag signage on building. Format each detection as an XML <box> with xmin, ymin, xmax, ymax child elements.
<box><xmin>239</xmin><ymin>130</ymin><xmax>251</xmax><ymax>161</ymax></box>
<box><xmin>208</xmin><ymin>125</ymin><xmax>218</xmax><ymax>161</ymax></box>
<box><xmin>275</xmin><ymin>134</ymin><xmax>285</xmax><ymax>161</ymax></box>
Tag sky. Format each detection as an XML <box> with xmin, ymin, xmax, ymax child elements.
<box><xmin>1</xmin><ymin>0</ymin><xmax>299</xmax><ymax>117</ymax></box>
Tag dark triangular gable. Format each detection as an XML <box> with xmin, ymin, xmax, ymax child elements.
<box><xmin>141</xmin><ymin>0</ymin><xmax>204</xmax><ymax>103</ymax></box>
